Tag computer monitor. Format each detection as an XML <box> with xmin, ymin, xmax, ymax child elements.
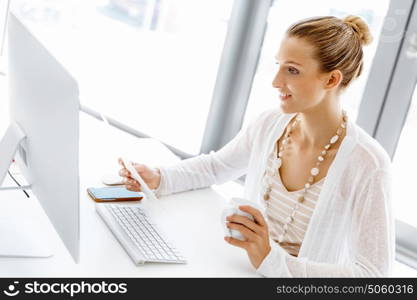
<box><xmin>0</xmin><ymin>13</ymin><xmax>80</xmax><ymax>262</ymax></box>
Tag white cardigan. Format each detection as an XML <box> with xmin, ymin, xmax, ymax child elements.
<box><xmin>158</xmin><ymin>108</ymin><xmax>395</xmax><ymax>277</ymax></box>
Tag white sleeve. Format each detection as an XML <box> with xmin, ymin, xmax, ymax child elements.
<box><xmin>156</xmin><ymin>110</ymin><xmax>275</xmax><ymax>196</ymax></box>
<box><xmin>256</xmin><ymin>168</ymin><xmax>394</xmax><ymax>277</ymax></box>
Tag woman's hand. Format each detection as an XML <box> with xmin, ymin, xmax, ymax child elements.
<box><xmin>118</xmin><ymin>158</ymin><xmax>161</xmax><ymax>192</ymax></box>
<box><xmin>224</xmin><ymin>205</ymin><xmax>271</xmax><ymax>269</ymax></box>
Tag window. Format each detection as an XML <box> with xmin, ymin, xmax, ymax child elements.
<box><xmin>242</xmin><ymin>0</ymin><xmax>390</xmax><ymax>126</ymax></box>
<box><xmin>12</xmin><ymin>0</ymin><xmax>233</xmax><ymax>155</ymax></box>
<box><xmin>392</xmin><ymin>85</ymin><xmax>417</xmax><ymax>228</ymax></box>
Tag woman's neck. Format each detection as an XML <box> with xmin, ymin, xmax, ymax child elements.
<box><xmin>293</xmin><ymin>104</ymin><xmax>345</xmax><ymax>150</ymax></box>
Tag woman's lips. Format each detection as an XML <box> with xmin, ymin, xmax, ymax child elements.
<box><xmin>279</xmin><ymin>93</ymin><xmax>292</xmax><ymax>101</ymax></box>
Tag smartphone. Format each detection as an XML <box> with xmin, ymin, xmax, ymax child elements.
<box><xmin>87</xmin><ymin>187</ymin><xmax>143</xmax><ymax>202</ymax></box>
<box><xmin>121</xmin><ymin>157</ymin><xmax>158</xmax><ymax>202</ymax></box>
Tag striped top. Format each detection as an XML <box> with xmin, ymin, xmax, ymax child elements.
<box><xmin>264</xmin><ymin>146</ymin><xmax>324</xmax><ymax>257</ymax></box>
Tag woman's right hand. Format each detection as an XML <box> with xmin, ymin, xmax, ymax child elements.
<box><xmin>118</xmin><ymin>158</ymin><xmax>161</xmax><ymax>192</ymax></box>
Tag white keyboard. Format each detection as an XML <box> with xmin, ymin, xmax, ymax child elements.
<box><xmin>96</xmin><ymin>204</ymin><xmax>186</xmax><ymax>265</ymax></box>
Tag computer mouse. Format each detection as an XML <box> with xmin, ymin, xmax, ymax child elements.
<box><xmin>101</xmin><ymin>174</ymin><xmax>124</xmax><ymax>186</ymax></box>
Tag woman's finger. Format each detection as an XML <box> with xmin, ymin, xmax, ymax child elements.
<box><xmin>227</xmin><ymin>222</ymin><xmax>258</xmax><ymax>241</ymax></box>
<box><xmin>125</xmin><ymin>180</ymin><xmax>141</xmax><ymax>191</ymax></box>
<box><xmin>224</xmin><ymin>236</ymin><xmax>249</xmax><ymax>250</ymax></box>
<box><xmin>124</xmin><ymin>178</ymin><xmax>140</xmax><ymax>187</ymax></box>
<box><xmin>227</xmin><ymin>214</ymin><xmax>262</xmax><ymax>234</ymax></box>
<box><xmin>119</xmin><ymin>168</ymin><xmax>130</xmax><ymax>178</ymax></box>
<box><xmin>118</xmin><ymin>158</ymin><xmax>125</xmax><ymax>167</ymax></box>
<box><xmin>239</xmin><ymin>206</ymin><xmax>267</xmax><ymax>227</ymax></box>
<box><xmin>125</xmin><ymin>185</ymin><xmax>140</xmax><ymax>192</ymax></box>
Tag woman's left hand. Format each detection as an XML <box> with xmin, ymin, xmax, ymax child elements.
<box><xmin>225</xmin><ymin>205</ymin><xmax>271</xmax><ymax>269</ymax></box>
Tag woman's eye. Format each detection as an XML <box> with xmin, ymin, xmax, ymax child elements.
<box><xmin>288</xmin><ymin>67</ymin><xmax>299</xmax><ymax>75</ymax></box>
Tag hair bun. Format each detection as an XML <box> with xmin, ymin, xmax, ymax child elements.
<box><xmin>343</xmin><ymin>15</ymin><xmax>373</xmax><ymax>46</ymax></box>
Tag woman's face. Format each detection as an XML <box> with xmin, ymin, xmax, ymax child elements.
<box><xmin>272</xmin><ymin>36</ymin><xmax>332</xmax><ymax>114</ymax></box>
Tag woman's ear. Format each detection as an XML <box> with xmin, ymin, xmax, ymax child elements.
<box><xmin>324</xmin><ymin>70</ymin><xmax>343</xmax><ymax>90</ymax></box>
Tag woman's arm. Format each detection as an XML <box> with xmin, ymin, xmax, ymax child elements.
<box><xmin>255</xmin><ymin>168</ymin><xmax>394</xmax><ymax>277</ymax></box>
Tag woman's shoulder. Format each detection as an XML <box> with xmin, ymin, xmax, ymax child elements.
<box><xmin>350</xmin><ymin>123</ymin><xmax>391</xmax><ymax>171</ymax></box>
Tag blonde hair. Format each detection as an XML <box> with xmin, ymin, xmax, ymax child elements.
<box><xmin>286</xmin><ymin>15</ymin><xmax>373</xmax><ymax>88</ymax></box>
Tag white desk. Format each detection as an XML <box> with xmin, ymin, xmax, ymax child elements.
<box><xmin>0</xmin><ymin>112</ymin><xmax>258</xmax><ymax>277</ymax></box>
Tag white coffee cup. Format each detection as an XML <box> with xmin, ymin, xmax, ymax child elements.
<box><xmin>221</xmin><ymin>197</ymin><xmax>265</xmax><ymax>241</ymax></box>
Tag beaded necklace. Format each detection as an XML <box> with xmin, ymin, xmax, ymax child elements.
<box><xmin>262</xmin><ymin>111</ymin><xmax>348</xmax><ymax>243</ymax></box>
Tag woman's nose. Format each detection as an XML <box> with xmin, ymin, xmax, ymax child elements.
<box><xmin>272</xmin><ymin>70</ymin><xmax>284</xmax><ymax>89</ymax></box>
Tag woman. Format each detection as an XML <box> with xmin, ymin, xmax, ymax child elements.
<box><xmin>119</xmin><ymin>15</ymin><xmax>394</xmax><ymax>277</ymax></box>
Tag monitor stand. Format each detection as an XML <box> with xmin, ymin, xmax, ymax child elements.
<box><xmin>0</xmin><ymin>122</ymin><xmax>52</xmax><ymax>258</ymax></box>
<box><xmin>0</xmin><ymin>216</ymin><xmax>52</xmax><ymax>258</ymax></box>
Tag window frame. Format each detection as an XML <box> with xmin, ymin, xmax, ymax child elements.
<box><xmin>357</xmin><ymin>0</ymin><xmax>417</xmax><ymax>268</ymax></box>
